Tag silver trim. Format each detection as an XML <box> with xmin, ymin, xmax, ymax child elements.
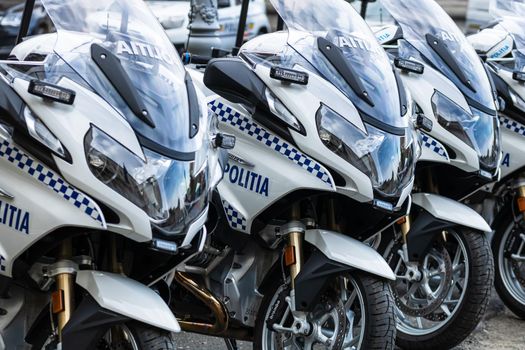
<box><xmin>0</xmin><ymin>187</ymin><xmax>14</xmax><ymax>200</ymax></box>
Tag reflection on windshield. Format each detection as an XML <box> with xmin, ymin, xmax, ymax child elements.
<box><xmin>269</xmin><ymin>0</ymin><xmax>407</xmax><ymax>129</ymax></box>
<box><xmin>380</xmin><ymin>0</ymin><xmax>496</xmax><ymax>112</ymax></box>
<box><xmin>40</xmin><ymin>0</ymin><xmax>204</xmax><ymax>154</ymax></box>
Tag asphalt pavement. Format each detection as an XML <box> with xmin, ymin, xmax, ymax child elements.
<box><xmin>174</xmin><ymin>291</ymin><xmax>524</xmax><ymax>349</ymax></box>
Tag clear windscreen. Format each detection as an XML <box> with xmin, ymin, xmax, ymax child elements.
<box><xmin>40</xmin><ymin>0</ymin><xmax>204</xmax><ymax>154</ymax></box>
<box><xmin>380</xmin><ymin>0</ymin><xmax>496</xmax><ymax>112</ymax></box>
<box><xmin>269</xmin><ymin>0</ymin><xmax>407</xmax><ymax>129</ymax></box>
<box><xmin>497</xmin><ymin>17</ymin><xmax>525</xmax><ymax>63</ymax></box>
<box><xmin>490</xmin><ymin>0</ymin><xmax>525</xmax><ymax>18</ymax></box>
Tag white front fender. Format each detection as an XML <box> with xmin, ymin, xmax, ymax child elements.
<box><xmin>76</xmin><ymin>271</ymin><xmax>180</xmax><ymax>332</ymax></box>
<box><xmin>412</xmin><ymin>193</ymin><xmax>491</xmax><ymax>233</ymax></box>
<box><xmin>305</xmin><ymin>229</ymin><xmax>395</xmax><ymax>281</ymax></box>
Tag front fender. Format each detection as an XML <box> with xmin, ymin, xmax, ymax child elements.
<box><xmin>412</xmin><ymin>193</ymin><xmax>491</xmax><ymax>233</ymax></box>
<box><xmin>305</xmin><ymin>229</ymin><xmax>395</xmax><ymax>281</ymax></box>
<box><xmin>76</xmin><ymin>271</ymin><xmax>180</xmax><ymax>332</ymax></box>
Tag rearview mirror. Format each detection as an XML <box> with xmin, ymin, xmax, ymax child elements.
<box><xmin>204</xmin><ymin>57</ymin><xmax>267</xmax><ymax>109</ymax></box>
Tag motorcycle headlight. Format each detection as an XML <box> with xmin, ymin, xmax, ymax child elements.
<box><xmin>85</xmin><ymin>126</ymin><xmax>209</xmax><ymax>234</ymax></box>
<box><xmin>316</xmin><ymin>105</ymin><xmax>416</xmax><ymax>199</ymax></box>
<box><xmin>432</xmin><ymin>91</ymin><xmax>500</xmax><ymax>170</ymax></box>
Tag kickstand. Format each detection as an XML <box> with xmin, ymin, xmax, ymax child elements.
<box><xmin>224</xmin><ymin>338</ymin><xmax>238</xmax><ymax>350</ymax></box>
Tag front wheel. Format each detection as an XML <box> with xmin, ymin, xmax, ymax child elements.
<box><xmin>254</xmin><ymin>272</ymin><xmax>396</xmax><ymax>350</ymax></box>
<box><xmin>492</xmin><ymin>209</ymin><xmax>525</xmax><ymax>319</ymax></box>
<box><xmin>31</xmin><ymin>322</ymin><xmax>175</xmax><ymax>350</ymax></box>
<box><xmin>389</xmin><ymin>228</ymin><xmax>493</xmax><ymax>350</ymax></box>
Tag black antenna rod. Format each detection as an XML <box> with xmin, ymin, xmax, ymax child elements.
<box><xmin>234</xmin><ymin>0</ymin><xmax>250</xmax><ymax>52</ymax></box>
<box><xmin>16</xmin><ymin>0</ymin><xmax>36</xmax><ymax>45</ymax></box>
<box><xmin>360</xmin><ymin>0</ymin><xmax>370</xmax><ymax>18</ymax></box>
<box><xmin>277</xmin><ymin>15</ymin><xmax>284</xmax><ymax>31</ymax></box>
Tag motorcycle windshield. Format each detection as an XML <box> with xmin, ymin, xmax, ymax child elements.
<box><xmin>40</xmin><ymin>0</ymin><xmax>202</xmax><ymax>155</ymax></box>
<box><xmin>269</xmin><ymin>0</ymin><xmax>408</xmax><ymax>129</ymax></box>
<box><xmin>498</xmin><ymin>18</ymin><xmax>525</xmax><ymax>63</ymax></box>
<box><xmin>380</xmin><ymin>0</ymin><xmax>496</xmax><ymax>112</ymax></box>
<box><xmin>490</xmin><ymin>0</ymin><xmax>525</xmax><ymax>18</ymax></box>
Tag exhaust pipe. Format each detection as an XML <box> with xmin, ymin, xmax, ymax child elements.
<box><xmin>174</xmin><ymin>271</ymin><xmax>229</xmax><ymax>334</ymax></box>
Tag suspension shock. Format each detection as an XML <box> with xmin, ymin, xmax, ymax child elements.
<box><xmin>50</xmin><ymin>239</ymin><xmax>76</xmax><ymax>341</ymax></box>
<box><xmin>398</xmin><ymin>215</ymin><xmax>411</xmax><ymax>261</ymax></box>
<box><xmin>283</xmin><ymin>203</ymin><xmax>305</xmax><ymax>290</ymax></box>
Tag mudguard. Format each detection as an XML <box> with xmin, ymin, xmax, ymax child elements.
<box><xmin>403</xmin><ymin>193</ymin><xmax>492</xmax><ymax>261</ymax></box>
<box><xmin>76</xmin><ymin>271</ymin><xmax>180</xmax><ymax>332</ymax></box>
<box><xmin>305</xmin><ymin>229</ymin><xmax>395</xmax><ymax>281</ymax></box>
<box><xmin>412</xmin><ymin>193</ymin><xmax>491</xmax><ymax>233</ymax></box>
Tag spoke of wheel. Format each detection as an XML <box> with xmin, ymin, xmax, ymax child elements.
<box><xmin>452</xmin><ymin>245</ymin><xmax>462</xmax><ymax>267</ymax></box>
<box><xmin>440</xmin><ymin>304</ymin><xmax>452</xmax><ymax>316</ymax></box>
<box><xmin>344</xmin><ymin>290</ymin><xmax>357</xmax><ymax>310</ymax></box>
<box><xmin>416</xmin><ymin>317</ymin><xmax>423</xmax><ymax>329</ymax></box>
<box><xmin>401</xmin><ymin>281</ymin><xmax>421</xmax><ymax>299</ymax></box>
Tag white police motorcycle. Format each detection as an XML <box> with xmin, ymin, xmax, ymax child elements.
<box><xmin>0</xmin><ymin>0</ymin><xmax>226</xmax><ymax>348</ymax></box>
<box><xmin>365</xmin><ymin>0</ymin><xmax>501</xmax><ymax>348</ymax></box>
<box><xmin>184</xmin><ymin>0</ymin><xmax>421</xmax><ymax>348</ymax></box>
<box><xmin>468</xmin><ymin>0</ymin><xmax>525</xmax><ymax>320</ymax></box>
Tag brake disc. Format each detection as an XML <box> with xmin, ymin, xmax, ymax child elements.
<box><xmin>274</xmin><ymin>293</ymin><xmax>346</xmax><ymax>349</ymax></box>
<box><xmin>393</xmin><ymin>246</ymin><xmax>452</xmax><ymax>318</ymax></box>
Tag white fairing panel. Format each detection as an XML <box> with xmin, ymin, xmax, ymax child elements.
<box><xmin>211</xmin><ymin>95</ymin><xmax>336</xmax><ymax>233</ymax></box>
<box><xmin>468</xmin><ymin>28</ymin><xmax>513</xmax><ymax>59</ymax></box>
<box><xmin>397</xmin><ymin>63</ymin><xmax>481</xmax><ymax>173</ymax></box>
<box><xmin>13</xmin><ymin>78</ymin><xmax>154</xmax><ymax>243</ymax></box>
<box><xmin>305</xmin><ymin>229</ymin><xmax>395</xmax><ymax>281</ymax></box>
<box><xmin>499</xmin><ymin>117</ymin><xmax>525</xmax><ymax>178</ymax></box>
<box><xmin>412</xmin><ymin>193</ymin><xmax>492</xmax><ymax>233</ymax></box>
<box><xmin>76</xmin><ymin>271</ymin><xmax>180</xmax><ymax>332</ymax></box>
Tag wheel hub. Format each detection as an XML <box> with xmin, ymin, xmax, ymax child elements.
<box><xmin>393</xmin><ymin>246</ymin><xmax>453</xmax><ymax>318</ymax></box>
<box><xmin>274</xmin><ymin>296</ymin><xmax>346</xmax><ymax>349</ymax></box>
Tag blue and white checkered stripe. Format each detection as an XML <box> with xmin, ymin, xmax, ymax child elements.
<box><xmin>421</xmin><ymin>133</ymin><xmax>449</xmax><ymax>160</ymax></box>
<box><xmin>500</xmin><ymin>116</ymin><xmax>525</xmax><ymax>136</ymax></box>
<box><xmin>209</xmin><ymin>100</ymin><xmax>333</xmax><ymax>187</ymax></box>
<box><xmin>222</xmin><ymin>199</ymin><xmax>247</xmax><ymax>231</ymax></box>
<box><xmin>0</xmin><ymin>139</ymin><xmax>104</xmax><ymax>226</ymax></box>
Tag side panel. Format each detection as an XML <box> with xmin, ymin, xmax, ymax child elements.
<box><xmin>399</xmin><ymin>63</ymin><xmax>480</xmax><ymax>173</ymax></box>
<box><xmin>412</xmin><ymin>193</ymin><xmax>492</xmax><ymax>233</ymax></box>
<box><xmin>499</xmin><ymin>115</ymin><xmax>525</xmax><ymax>178</ymax></box>
<box><xmin>419</xmin><ymin>132</ymin><xmax>451</xmax><ymax>164</ymax></box>
<box><xmin>76</xmin><ymin>271</ymin><xmax>180</xmax><ymax>332</ymax></box>
<box><xmin>210</xmin><ymin>97</ymin><xmax>335</xmax><ymax>233</ymax></box>
<box><xmin>305</xmin><ymin>229</ymin><xmax>395</xmax><ymax>281</ymax></box>
<box><xmin>14</xmin><ymin>78</ymin><xmax>153</xmax><ymax>242</ymax></box>
<box><xmin>0</xmin><ymin>137</ymin><xmax>105</xmax><ymax>277</ymax></box>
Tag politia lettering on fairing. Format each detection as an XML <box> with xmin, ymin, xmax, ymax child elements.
<box><xmin>0</xmin><ymin>200</ymin><xmax>29</xmax><ymax>234</ymax></box>
<box><xmin>502</xmin><ymin>153</ymin><xmax>510</xmax><ymax>167</ymax></box>
<box><xmin>224</xmin><ymin>163</ymin><xmax>269</xmax><ymax>197</ymax></box>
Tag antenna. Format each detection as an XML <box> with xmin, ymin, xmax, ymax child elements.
<box><xmin>360</xmin><ymin>0</ymin><xmax>374</xmax><ymax>18</ymax></box>
<box><xmin>234</xmin><ymin>0</ymin><xmax>250</xmax><ymax>54</ymax></box>
<box><xmin>16</xmin><ymin>0</ymin><xmax>36</xmax><ymax>45</ymax></box>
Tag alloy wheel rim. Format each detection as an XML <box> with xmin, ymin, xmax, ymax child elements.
<box><xmin>262</xmin><ymin>276</ymin><xmax>366</xmax><ymax>350</ymax></box>
<box><xmin>391</xmin><ymin>231</ymin><xmax>469</xmax><ymax>336</ymax></box>
<box><xmin>499</xmin><ymin>220</ymin><xmax>525</xmax><ymax>305</ymax></box>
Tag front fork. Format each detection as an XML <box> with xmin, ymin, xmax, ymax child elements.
<box><xmin>50</xmin><ymin>236</ymin><xmax>121</xmax><ymax>340</ymax></box>
<box><xmin>50</xmin><ymin>239</ymin><xmax>76</xmax><ymax>341</ymax></box>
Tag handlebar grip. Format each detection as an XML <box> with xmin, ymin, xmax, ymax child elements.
<box><xmin>181</xmin><ymin>52</ymin><xmax>212</xmax><ymax>65</ymax></box>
